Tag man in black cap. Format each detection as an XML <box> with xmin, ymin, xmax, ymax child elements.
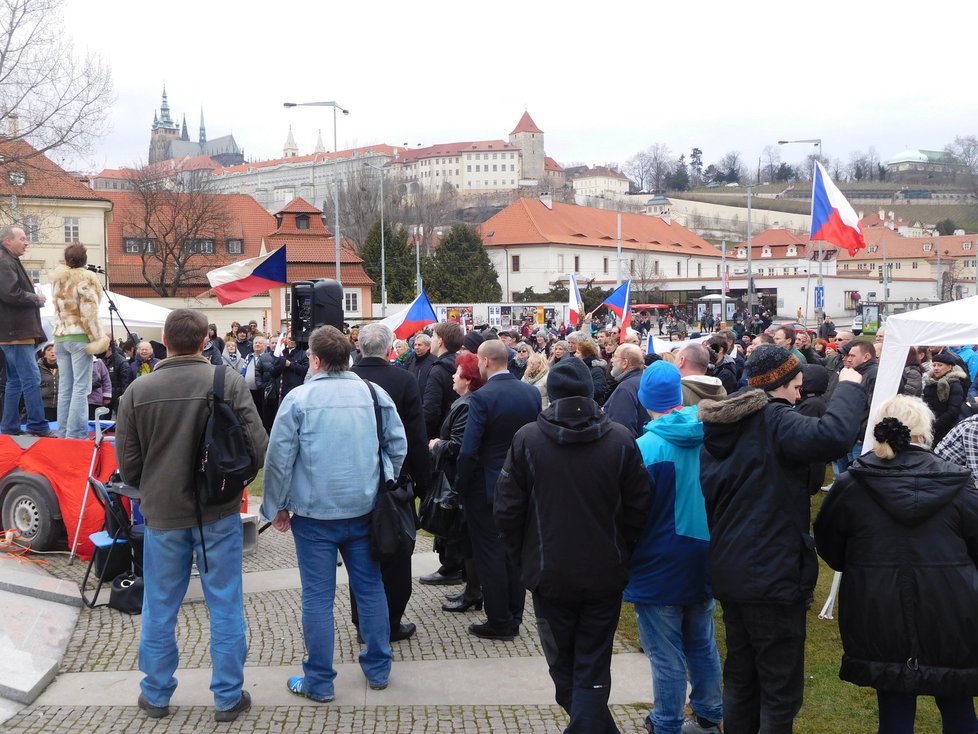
<box><xmin>697</xmin><ymin>345</ymin><xmax>864</xmax><ymax>734</ymax></box>
<box><xmin>495</xmin><ymin>357</ymin><xmax>650</xmax><ymax>732</ymax></box>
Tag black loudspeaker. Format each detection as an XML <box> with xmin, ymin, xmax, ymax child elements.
<box><xmin>291</xmin><ymin>279</ymin><xmax>344</xmax><ymax>342</ymax></box>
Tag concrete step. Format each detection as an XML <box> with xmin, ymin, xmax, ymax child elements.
<box><xmin>0</xmin><ymin>565</ymin><xmax>82</xmax><ymax>607</ymax></box>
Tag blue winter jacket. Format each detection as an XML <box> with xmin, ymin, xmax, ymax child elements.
<box><xmin>624</xmin><ymin>406</ymin><xmax>712</xmax><ymax>606</ymax></box>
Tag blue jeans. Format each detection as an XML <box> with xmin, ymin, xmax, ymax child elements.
<box><xmin>139</xmin><ymin>513</ymin><xmax>247</xmax><ymax>711</ymax></box>
<box><xmin>832</xmin><ymin>442</ymin><xmax>863</xmax><ymax>479</ymax></box>
<box><xmin>635</xmin><ymin>600</ymin><xmax>723</xmax><ymax>734</ymax></box>
<box><xmin>55</xmin><ymin>341</ymin><xmax>92</xmax><ymax>439</ymax></box>
<box><xmin>291</xmin><ymin>513</ymin><xmax>391</xmax><ymax>699</ymax></box>
<box><xmin>0</xmin><ymin>343</ymin><xmax>48</xmax><ymax>433</ymax></box>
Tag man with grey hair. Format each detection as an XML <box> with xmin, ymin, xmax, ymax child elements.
<box><xmin>351</xmin><ymin>323</ymin><xmax>429</xmax><ymax>642</ymax></box>
<box><xmin>407</xmin><ymin>332</ymin><xmax>434</xmax><ymax>397</ymax></box>
<box><xmin>0</xmin><ymin>226</ymin><xmax>52</xmax><ymax>436</ymax></box>
<box><xmin>604</xmin><ymin>344</ymin><xmax>648</xmax><ymax>437</ymax></box>
<box><xmin>677</xmin><ymin>343</ymin><xmax>727</xmax><ymax>406</ymax></box>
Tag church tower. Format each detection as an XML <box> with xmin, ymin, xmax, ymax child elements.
<box><xmin>509</xmin><ymin>110</ymin><xmax>545</xmax><ymax>182</ymax></box>
<box><xmin>148</xmin><ymin>86</ymin><xmax>181</xmax><ymax>164</ymax></box>
<box><xmin>199</xmin><ymin>109</ymin><xmax>207</xmax><ymax>146</ymax></box>
<box><xmin>283</xmin><ymin>126</ymin><xmax>299</xmax><ymax>157</ymax></box>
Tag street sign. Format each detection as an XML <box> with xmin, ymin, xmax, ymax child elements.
<box><xmin>814</xmin><ymin>285</ymin><xmax>824</xmax><ymax>309</ymax></box>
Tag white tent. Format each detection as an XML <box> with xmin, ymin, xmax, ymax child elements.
<box><xmin>820</xmin><ymin>295</ymin><xmax>978</xmax><ymax>620</ymax></box>
<box><xmin>37</xmin><ymin>283</ymin><xmax>171</xmax><ymax>331</ymax></box>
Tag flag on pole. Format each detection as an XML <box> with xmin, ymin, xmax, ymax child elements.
<box><xmin>206</xmin><ymin>244</ymin><xmax>288</xmax><ymax>305</ymax></box>
<box><xmin>810</xmin><ymin>161</ymin><xmax>866</xmax><ymax>256</ymax></box>
<box><xmin>568</xmin><ymin>274</ymin><xmax>583</xmax><ymax>328</ymax></box>
<box><xmin>379</xmin><ymin>291</ymin><xmax>438</xmax><ymax>340</ymax></box>
<box><xmin>600</xmin><ymin>280</ymin><xmax>632</xmax><ymax>332</ymax></box>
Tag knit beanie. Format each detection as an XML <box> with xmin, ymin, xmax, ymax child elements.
<box><xmin>637</xmin><ymin>360</ymin><xmax>683</xmax><ymax>412</ymax></box>
<box><xmin>746</xmin><ymin>344</ymin><xmax>802</xmax><ymax>391</ymax></box>
<box><xmin>462</xmin><ymin>331</ymin><xmax>484</xmax><ymax>353</ymax></box>
<box><xmin>547</xmin><ymin>357</ymin><xmax>593</xmax><ymax>401</ymax></box>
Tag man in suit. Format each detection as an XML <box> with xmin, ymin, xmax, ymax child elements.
<box><xmin>351</xmin><ymin>323</ymin><xmax>430</xmax><ymax>642</ymax></box>
<box><xmin>455</xmin><ymin>339</ymin><xmax>542</xmax><ymax>640</ymax></box>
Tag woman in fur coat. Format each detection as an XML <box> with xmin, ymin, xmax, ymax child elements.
<box><xmin>51</xmin><ymin>245</ymin><xmax>109</xmax><ymax>439</ymax></box>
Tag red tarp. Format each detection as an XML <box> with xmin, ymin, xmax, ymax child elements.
<box><xmin>0</xmin><ymin>435</ymin><xmax>117</xmax><ymax>559</ymax></box>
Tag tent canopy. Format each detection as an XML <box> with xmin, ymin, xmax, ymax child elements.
<box><xmin>866</xmin><ymin>295</ymin><xmax>978</xmax><ymax>450</ymax></box>
<box><xmin>38</xmin><ymin>283</ymin><xmax>171</xmax><ymax>331</ymax></box>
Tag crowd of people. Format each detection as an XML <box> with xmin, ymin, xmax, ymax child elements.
<box><xmin>5</xmin><ymin>226</ymin><xmax>978</xmax><ymax>731</ymax></box>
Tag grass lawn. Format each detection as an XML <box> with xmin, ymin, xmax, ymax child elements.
<box><xmin>616</xmin><ymin>489</ymin><xmax>945</xmax><ymax>733</ymax></box>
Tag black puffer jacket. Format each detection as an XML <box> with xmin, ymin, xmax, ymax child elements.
<box><xmin>423</xmin><ymin>351</ymin><xmax>459</xmax><ymax>439</ymax></box>
<box><xmin>814</xmin><ymin>447</ymin><xmax>978</xmax><ymax>695</ymax></box>
<box><xmin>494</xmin><ymin>396</ymin><xmax>651</xmax><ymax>602</ymax></box>
<box><xmin>698</xmin><ymin>381</ymin><xmax>866</xmax><ymax>604</ymax></box>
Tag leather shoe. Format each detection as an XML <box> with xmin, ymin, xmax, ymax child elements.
<box><xmin>28</xmin><ymin>429</ymin><xmax>58</xmax><ymax>438</ymax></box>
<box><xmin>215</xmin><ymin>690</ymin><xmax>251</xmax><ymax>722</ymax></box>
<box><xmin>442</xmin><ymin>595</ymin><xmax>483</xmax><ymax>613</ymax></box>
<box><xmin>137</xmin><ymin>692</ymin><xmax>170</xmax><ymax>719</ymax></box>
<box><xmin>419</xmin><ymin>570</ymin><xmax>463</xmax><ymax>585</ymax></box>
<box><xmin>444</xmin><ymin>591</ymin><xmax>464</xmax><ymax>602</ymax></box>
<box><xmin>390</xmin><ymin>622</ymin><xmax>417</xmax><ymax>642</ymax></box>
<box><xmin>468</xmin><ymin>622</ymin><xmax>515</xmax><ymax>641</ymax></box>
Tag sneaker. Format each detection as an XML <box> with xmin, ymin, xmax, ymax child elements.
<box><xmin>369</xmin><ymin>679</ymin><xmax>389</xmax><ymax>691</ymax></box>
<box><xmin>287</xmin><ymin>676</ymin><xmax>334</xmax><ymax>703</ymax></box>
<box><xmin>27</xmin><ymin>429</ymin><xmax>58</xmax><ymax>438</ymax></box>
<box><xmin>215</xmin><ymin>690</ymin><xmax>251</xmax><ymax>722</ymax></box>
<box><xmin>137</xmin><ymin>692</ymin><xmax>170</xmax><ymax>719</ymax></box>
<box><xmin>681</xmin><ymin>716</ymin><xmax>721</xmax><ymax>734</ymax></box>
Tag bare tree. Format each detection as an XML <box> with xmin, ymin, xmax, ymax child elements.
<box><xmin>647</xmin><ymin>143</ymin><xmax>672</xmax><ymax>192</ymax></box>
<box><xmin>946</xmin><ymin>136</ymin><xmax>978</xmax><ymax>199</ymax></box>
<box><xmin>761</xmin><ymin>146</ymin><xmax>781</xmax><ymax>183</ymax></box>
<box><xmin>0</xmin><ymin>0</ymin><xmax>113</xmax><ymax>167</ymax></box>
<box><xmin>622</xmin><ymin>150</ymin><xmax>652</xmax><ymax>191</ymax></box>
<box><xmin>631</xmin><ymin>250</ymin><xmax>667</xmax><ymax>300</ymax></box>
<box><xmin>122</xmin><ymin>166</ymin><xmax>233</xmax><ymax>297</ymax></box>
<box><xmin>320</xmin><ymin>163</ymin><xmax>381</xmax><ymax>254</ymax></box>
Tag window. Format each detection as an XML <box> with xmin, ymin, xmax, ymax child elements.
<box><xmin>912</xmin><ymin>261</ymin><xmax>918</xmax><ymax>269</ymax></box>
<box><xmin>23</xmin><ymin>215</ymin><xmax>39</xmax><ymax>243</ymax></box>
<box><xmin>717</xmin><ymin>264</ymin><xmax>721</xmax><ymax>277</ymax></box>
<box><xmin>296</xmin><ymin>214</ymin><xmax>309</xmax><ymax>230</ymax></box>
<box><xmin>492</xmin><ymin>165</ymin><xmax>497</xmax><ymax>172</ymax></box>
<box><xmin>475</xmin><ymin>165</ymin><xmax>480</xmax><ymax>172</ymax></box>
<box><xmin>64</xmin><ymin>217</ymin><xmax>80</xmax><ymax>243</ymax></box>
<box><xmin>697</xmin><ymin>263</ymin><xmax>702</xmax><ymax>277</ymax></box>
<box><xmin>677</xmin><ymin>262</ymin><xmax>681</xmax><ymax>276</ymax></box>
<box><xmin>227</xmin><ymin>239</ymin><xmax>244</xmax><ymax>255</ymax></box>
<box><xmin>923</xmin><ymin>243</ymin><xmax>932</xmax><ymax>252</ymax></box>
<box><xmin>964</xmin><ymin>241</ymin><xmax>973</xmax><ymax>251</ymax></box>
<box><xmin>186</xmin><ymin>239</ymin><xmax>215</xmax><ymax>255</ymax></box>
<box><xmin>8</xmin><ymin>171</ymin><xmax>25</xmax><ymax>186</ymax></box>
<box><xmin>25</xmin><ymin>268</ymin><xmax>41</xmax><ymax>284</ymax></box>
<box><xmin>558</xmin><ymin>254</ymin><xmax>565</xmax><ymax>271</ymax></box>
<box><xmin>511</xmin><ymin>254</ymin><xmax>520</xmax><ymax>272</ymax></box>
<box><xmin>510</xmin><ymin>164</ymin><xmax>515</xmax><ymax>171</ymax></box>
<box><xmin>344</xmin><ymin>291</ymin><xmax>359</xmax><ymax>313</ymax></box>
<box><xmin>574</xmin><ymin>255</ymin><xmax>580</xmax><ymax>272</ymax></box>
<box><xmin>124</xmin><ymin>237</ymin><xmax>156</xmax><ymax>254</ymax></box>
<box><xmin>767</xmin><ymin>267</ymin><xmax>775</xmax><ymax>275</ymax></box>
<box><xmin>654</xmin><ymin>260</ymin><xmax>660</xmax><ymax>275</ymax></box>
<box><xmin>603</xmin><ymin>257</ymin><xmax>609</xmax><ymax>274</ymax></box>
<box><xmin>783</xmin><ymin>267</ymin><xmax>789</xmax><ymax>275</ymax></box>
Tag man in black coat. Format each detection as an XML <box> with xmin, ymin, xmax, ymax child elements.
<box><xmin>603</xmin><ymin>344</ymin><xmax>647</xmax><ymax>438</ymax></box>
<box><xmin>455</xmin><ymin>340</ymin><xmax>542</xmax><ymax>641</ymax></box>
<box><xmin>495</xmin><ymin>357</ymin><xmax>650</xmax><ymax>731</ymax></box>
<box><xmin>698</xmin><ymin>345</ymin><xmax>865</xmax><ymax>734</ymax></box>
<box><xmin>351</xmin><ymin>323</ymin><xmax>430</xmax><ymax>642</ymax></box>
<box><xmin>423</xmin><ymin>322</ymin><xmax>463</xmax><ymax>440</ymax></box>
<box><xmin>407</xmin><ymin>333</ymin><xmax>434</xmax><ymax>398</ymax></box>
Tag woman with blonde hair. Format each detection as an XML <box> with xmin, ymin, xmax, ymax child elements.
<box><xmin>815</xmin><ymin>395</ymin><xmax>978</xmax><ymax>734</ymax></box>
<box><xmin>522</xmin><ymin>352</ymin><xmax>550</xmax><ymax>410</ymax></box>
<box><xmin>548</xmin><ymin>340</ymin><xmax>570</xmax><ymax>365</ymax></box>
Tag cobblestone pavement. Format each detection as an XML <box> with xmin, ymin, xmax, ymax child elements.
<box><xmin>4</xmin><ymin>703</ymin><xmax>650</xmax><ymax>733</ymax></box>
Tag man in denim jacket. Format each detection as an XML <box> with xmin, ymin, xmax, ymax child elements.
<box><xmin>262</xmin><ymin>325</ymin><xmax>407</xmax><ymax>703</ymax></box>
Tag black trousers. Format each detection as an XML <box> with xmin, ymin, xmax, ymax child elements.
<box><xmin>720</xmin><ymin>600</ymin><xmax>807</xmax><ymax>734</ymax></box>
<box><xmin>533</xmin><ymin>593</ymin><xmax>621</xmax><ymax>734</ymax></box>
<box><xmin>463</xmin><ymin>486</ymin><xmax>524</xmax><ymax>630</ymax></box>
<box><xmin>350</xmin><ymin>543</ymin><xmax>413</xmax><ymax>631</ymax></box>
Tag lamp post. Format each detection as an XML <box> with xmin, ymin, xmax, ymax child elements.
<box><xmin>364</xmin><ymin>161</ymin><xmax>387</xmax><ymax>316</ymax></box>
<box><xmin>779</xmin><ymin>138</ymin><xmax>823</xmax><ymax>321</ymax></box>
<box><xmin>284</xmin><ymin>100</ymin><xmax>349</xmax><ymax>284</ymax></box>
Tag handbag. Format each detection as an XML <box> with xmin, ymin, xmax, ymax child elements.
<box><xmin>365</xmin><ymin>382</ymin><xmax>417</xmax><ymax>562</ymax></box>
<box><xmin>108</xmin><ymin>572</ymin><xmax>144</xmax><ymax>615</ymax></box>
<box><xmin>419</xmin><ymin>470</ymin><xmax>464</xmax><ymax>539</ymax></box>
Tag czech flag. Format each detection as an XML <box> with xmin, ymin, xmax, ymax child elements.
<box><xmin>600</xmin><ymin>280</ymin><xmax>631</xmax><ymax>332</ymax></box>
<box><xmin>568</xmin><ymin>274</ymin><xmax>583</xmax><ymax>328</ymax></box>
<box><xmin>207</xmin><ymin>245</ymin><xmax>288</xmax><ymax>306</ymax></box>
<box><xmin>810</xmin><ymin>161</ymin><xmax>866</xmax><ymax>256</ymax></box>
<box><xmin>379</xmin><ymin>291</ymin><xmax>438</xmax><ymax>340</ymax></box>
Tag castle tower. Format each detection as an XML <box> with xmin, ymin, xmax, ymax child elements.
<box><xmin>509</xmin><ymin>110</ymin><xmax>545</xmax><ymax>182</ymax></box>
<box><xmin>148</xmin><ymin>86</ymin><xmax>181</xmax><ymax>164</ymax></box>
<box><xmin>283</xmin><ymin>125</ymin><xmax>299</xmax><ymax>157</ymax></box>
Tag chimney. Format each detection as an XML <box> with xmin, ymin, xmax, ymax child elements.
<box><xmin>878</xmin><ymin>208</ymin><xmax>885</xmax><ymax>221</ymax></box>
<box><xmin>540</xmin><ymin>192</ymin><xmax>553</xmax><ymax>210</ymax></box>
<box><xmin>7</xmin><ymin>113</ymin><xmax>18</xmax><ymax>137</ymax></box>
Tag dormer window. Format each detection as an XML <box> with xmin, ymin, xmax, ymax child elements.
<box><xmin>8</xmin><ymin>171</ymin><xmax>25</xmax><ymax>186</ymax></box>
<box><xmin>787</xmin><ymin>247</ymin><xmax>797</xmax><ymax>257</ymax></box>
<box><xmin>737</xmin><ymin>248</ymin><xmax>746</xmax><ymax>258</ymax></box>
<box><xmin>868</xmin><ymin>246</ymin><xmax>878</xmax><ymax>253</ymax></box>
<box><xmin>923</xmin><ymin>243</ymin><xmax>932</xmax><ymax>252</ymax></box>
<box><xmin>964</xmin><ymin>242</ymin><xmax>973</xmax><ymax>251</ymax></box>
<box><xmin>761</xmin><ymin>247</ymin><xmax>772</xmax><ymax>257</ymax></box>
<box><xmin>296</xmin><ymin>214</ymin><xmax>310</xmax><ymax>230</ymax></box>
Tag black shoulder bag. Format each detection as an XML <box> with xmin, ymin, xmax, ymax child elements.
<box><xmin>365</xmin><ymin>382</ymin><xmax>416</xmax><ymax>561</ymax></box>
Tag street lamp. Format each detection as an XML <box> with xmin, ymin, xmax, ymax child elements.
<box><xmin>779</xmin><ymin>138</ymin><xmax>823</xmax><ymax>323</ymax></box>
<box><xmin>364</xmin><ymin>161</ymin><xmax>387</xmax><ymax>316</ymax></box>
<box><xmin>284</xmin><ymin>100</ymin><xmax>349</xmax><ymax>284</ymax></box>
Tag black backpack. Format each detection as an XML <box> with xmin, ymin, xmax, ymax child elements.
<box><xmin>194</xmin><ymin>366</ymin><xmax>255</xmax><ymax>570</ymax></box>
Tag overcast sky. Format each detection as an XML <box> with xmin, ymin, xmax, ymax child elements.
<box><xmin>63</xmin><ymin>0</ymin><xmax>978</xmax><ymax>175</ymax></box>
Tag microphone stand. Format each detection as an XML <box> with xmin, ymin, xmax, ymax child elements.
<box><xmin>88</xmin><ymin>266</ymin><xmax>136</xmax><ymax>348</ymax></box>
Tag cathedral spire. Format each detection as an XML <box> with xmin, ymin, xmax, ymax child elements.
<box><xmin>160</xmin><ymin>86</ymin><xmax>172</xmax><ymax>124</ymax></box>
<box><xmin>283</xmin><ymin>125</ymin><xmax>298</xmax><ymax>158</ymax></box>
<box><xmin>199</xmin><ymin>108</ymin><xmax>206</xmax><ymax>145</ymax></box>
<box><xmin>314</xmin><ymin>129</ymin><xmax>326</xmax><ymax>154</ymax></box>
<box><xmin>180</xmin><ymin>114</ymin><xmax>189</xmax><ymax>141</ymax></box>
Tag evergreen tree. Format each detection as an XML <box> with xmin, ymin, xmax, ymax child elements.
<box><xmin>360</xmin><ymin>220</ymin><xmax>416</xmax><ymax>303</ymax></box>
<box><xmin>424</xmin><ymin>225</ymin><xmax>502</xmax><ymax>302</ymax></box>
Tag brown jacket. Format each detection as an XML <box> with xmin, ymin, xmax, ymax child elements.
<box><xmin>0</xmin><ymin>245</ymin><xmax>45</xmax><ymax>343</ymax></box>
<box><xmin>115</xmin><ymin>355</ymin><xmax>268</xmax><ymax>529</ymax></box>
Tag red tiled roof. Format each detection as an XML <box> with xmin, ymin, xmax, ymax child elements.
<box><xmin>275</xmin><ymin>197</ymin><xmax>320</xmax><ymax>215</ymax></box>
<box><xmin>94</xmin><ymin>156</ymin><xmax>220</xmax><ymax>183</ymax></box>
<box><xmin>510</xmin><ymin>111</ymin><xmax>543</xmax><ymax>135</ymax></box>
<box><xmin>837</xmin><ymin>230</ymin><xmax>978</xmax><ymax>261</ymax></box>
<box><xmin>544</xmin><ymin>156</ymin><xmax>563</xmax><ymax>173</ymax></box>
<box><xmin>267</xmin><ymin>233</ymin><xmax>365</xmax><ymax>263</ymax></box>
<box><xmin>578</xmin><ymin>166</ymin><xmax>629</xmax><ymax>182</ymax></box>
<box><xmin>212</xmin><ymin>144</ymin><xmax>402</xmax><ymax>176</ymax></box>
<box><xmin>288</xmin><ymin>263</ymin><xmax>373</xmax><ymax>286</ymax></box>
<box><xmin>481</xmin><ymin>199</ymin><xmax>722</xmax><ymax>256</ymax></box>
<box><xmin>0</xmin><ymin>138</ymin><xmax>110</xmax><ymax>201</ymax></box>
<box><xmin>393</xmin><ymin>140</ymin><xmax>517</xmax><ymax>164</ymax></box>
